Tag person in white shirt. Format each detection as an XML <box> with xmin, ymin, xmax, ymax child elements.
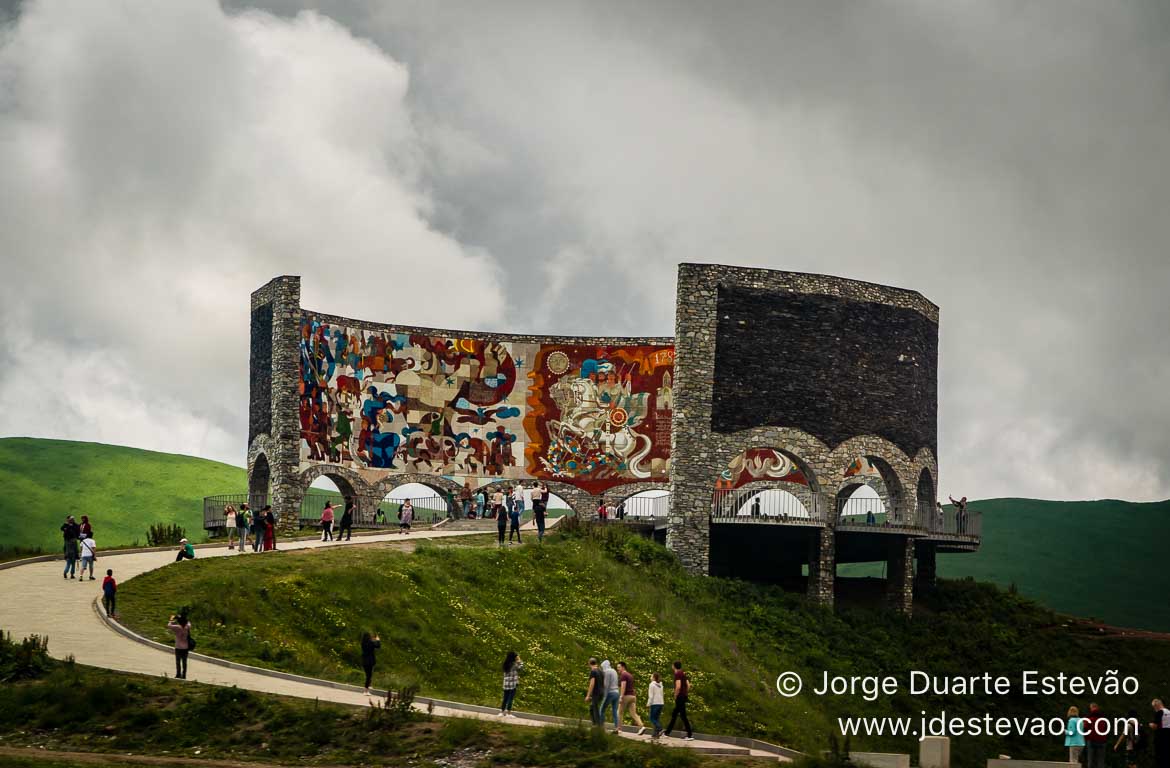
<box><xmin>78</xmin><ymin>535</ymin><xmax>97</xmax><ymax>581</ymax></box>
<box><xmin>511</xmin><ymin>485</ymin><xmax>526</xmax><ymax>515</ymax></box>
<box><xmin>647</xmin><ymin>672</ymin><xmax>665</xmax><ymax>738</ymax></box>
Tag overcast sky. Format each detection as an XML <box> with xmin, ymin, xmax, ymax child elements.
<box><xmin>2</xmin><ymin>0</ymin><xmax>1168</xmax><ymax>501</ymax></box>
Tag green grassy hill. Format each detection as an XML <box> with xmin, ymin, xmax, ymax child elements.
<box><xmin>839</xmin><ymin>497</ymin><xmax>1170</xmax><ymax>633</ymax></box>
<box><xmin>0</xmin><ymin>437</ymin><xmax>245</xmax><ymax>552</ymax></box>
<box><xmin>117</xmin><ymin>524</ymin><xmax>1170</xmax><ymax>767</ymax></box>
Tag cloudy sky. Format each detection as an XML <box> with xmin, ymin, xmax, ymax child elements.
<box><xmin>2</xmin><ymin>0</ymin><xmax>1168</xmax><ymax>501</ymax></box>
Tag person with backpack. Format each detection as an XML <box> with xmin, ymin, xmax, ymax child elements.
<box><xmin>663</xmin><ymin>660</ymin><xmax>694</xmax><ymax>740</ymax></box>
<box><xmin>78</xmin><ymin>534</ymin><xmax>97</xmax><ymax>580</ymax></box>
<box><xmin>101</xmin><ymin>569</ymin><xmax>118</xmax><ymax>618</ymax></box>
<box><xmin>499</xmin><ymin>651</ymin><xmax>524</xmax><ymax>717</ymax></box>
<box><xmin>360</xmin><ymin>631</ymin><xmax>381</xmax><ymax>695</ymax></box>
<box><xmin>167</xmin><ymin>611</ymin><xmax>193</xmax><ymax>679</ymax></box>
<box><xmin>338</xmin><ymin>500</ymin><xmax>354</xmax><ymax>541</ymax></box>
<box><xmin>61</xmin><ymin>515</ymin><xmax>80</xmax><ymax>579</ymax></box>
<box><xmin>320</xmin><ymin>501</ymin><xmax>335</xmax><ymax>542</ymax></box>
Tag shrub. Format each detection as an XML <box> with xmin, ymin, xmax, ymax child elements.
<box><xmin>146</xmin><ymin>523</ymin><xmax>186</xmax><ymax>547</ymax></box>
<box><xmin>0</xmin><ymin>630</ymin><xmax>52</xmax><ymax>683</ymax></box>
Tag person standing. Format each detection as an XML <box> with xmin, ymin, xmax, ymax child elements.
<box><xmin>663</xmin><ymin>660</ymin><xmax>694</xmax><ymax>740</ymax></box>
<box><xmin>360</xmin><ymin>631</ymin><xmax>381</xmax><ymax>695</ymax></box>
<box><xmin>175</xmin><ymin>538</ymin><xmax>195</xmax><ymax>561</ymax></box>
<box><xmin>505</xmin><ymin>486</ymin><xmax>515</xmax><ymax>518</ymax></box>
<box><xmin>1085</xmin><ymin>702</ymin><xmax>1108</xmax><ymax>768</ymax></box>
<box><xmin>1152</xmin><ymin>698</ymin><xmax>1170</xmax><ymax>768</ymax></box>
<box><xmin>236</xmin><ymin>503</ymin><xmax>250</xmax><ymax>552</ymax></box>
<box><xmin>600</xmin><ymin>660</ymin><xmax>621</xmax><ymax>733</ymax></box>
<box><xmin>496</xmin><ymin>498</ymin><xmax>508</xmax><ymax>547</ymax></box>
<box><xmin>584</xmin><ymin>658</ymin><xmax>604</xmax><ymax>727</ymax></box>
<box><xmin>492</xmin><ymin>488</ymin><xmax>506</xmax><ymax>520</ymax></box>
<box><xmin>250</xmin><ymin>506</ymin><xmax>262</xmax><ymax>552</ymax></box>
<box><xmin>597</xmin><ymin>502</ymin><xmax>607</xmax><ymax>523</ymax></box>
<box><xmin>78</xmin><ymin>535</ymin><xmax>97</xmax><ymax>580</ymax></box>
<box><xmin>648</xmin><ymin>672</ymin><xmax>665</xmax><ymax>739</ymax></box>
<box><xmin>320</xmin><ymin>501</ymin><xmax>335</xmax><ymax>542</ymax></box>
<box><xmin>338</xmin><ymin>501</ymin><xmax>354</xmax><ymax>541</ymax></box>
<box><xmin>1115</xmin><ymin>709</ymin><xmax>1142</xmax><ymax>768</ymax></box>
<box><xmin>167</xmin><ymin>612</ymin><xmax>192</xmax><ymax>679</ymax></box>
<box><xmin>61</xmin><ymin>515</ymin><xmax>80</xmax><ymax>579</ymax></box>
<box><xmin>399</xmin><ymin>500</ymin><xmax>413</xmax><ymax>534</ymax></box>
<box><xmin>512</xmin><ymin>484</ymin><xmax>526</xmax><ymax>518</ymax></box>
<box><xmin>1066</xmin><ymin>706</ymin><xmax>1085</xmax><ymax>763</ymax></box>
<box><xmin>949</xmin><ymin>495</ymin><xmax>968</xmax><ymax>533</ymax></box>
<box><xmin>508</xmin><ymin>498</ymin><xmax>523</xmax><ymax>544</ymax></box>
<box><xmin>101</xmin><ymin>569</ymin><xmax>118</xmax><ymax>618</ymax></box>
<box><xmin>263</xmin><ymin>506</ymin><xmax>276</xmax><ymax>551</ymax></box>
<box><xmin>617</xmin><ymin>501</ymin><xmax>626</xmax><ymax>520</ymax></box>
<box><xmin>459</xmin><ymin>482</ymin><xmax>472</xmax><ymax>520</ymax></box>
<box><xmin>533</xmin><ymin>483</ymin><xmax>548</xmax><ymax>543</ymax></box>
<box><xmin>500</xmin><ymin>651</ymin><xmax>524</xmax><ymax>717</ymax></box>
<box><xmin>475</xmin><ymin>489</ymin><xmax>486</xmax><ymax>519</ymax></box>
<box><xmin>224</xmin><ymin>505</ymin><xmax>238</xmax><ymax>549</ymax></box>
<box><xmin>79</xmin><ymin>515</ymin><xmax>93</xmax><ymax>539</ymax></box>
<box><xmin>617</xmin><ymin>661</ymin><xmax>645</xmax><ymax>734</ymax></box>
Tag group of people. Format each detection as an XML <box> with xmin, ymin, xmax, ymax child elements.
<box><xmin>579</xmin><ymin>657</ymin><xmax>694</xmax><ymax>739</ymax></box>
<box><xmin>221</xmin><ymin>503</ymin><xmax>279</xmax><ymax>552</ymax></box>
<box><xmin>1064</xmin><ymin>700</ymin><xmax>1170</xmax><ymax>768</ymax></box>
<box><xmin>486</xmin><ymin>482</ymin><xmax>551</xmax><ymax>545</ymax></box>
<box><xmin>595</xmin><ymin>501</ymin><xmax>627</xmax><ymax>522</ymax></box>
<box><xmin>60</xmin><ymin>514</ymin><xmax>99</xmax><ymax>580</ymax></box>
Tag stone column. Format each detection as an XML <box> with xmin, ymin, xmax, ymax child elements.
<box><xmin>914</xmin><ymin>542</ymin><xmax>937</xmax><ymax>593</ymax></box>
<box><xmin>250</xmin><ymin>276</ymin><xmax>304</xmax><ymax>536</ymax></box>
<box><xmin>807</xmin><ymin>527</ymin><xmax>835</xmax><ymax>608</ymax></box>
<box><xmin>886</xmin><ymin>536</ymin><xmax>915</xmax><ymax>615</ymax></box>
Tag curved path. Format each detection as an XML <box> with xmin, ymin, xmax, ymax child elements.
<box><xmin>0</xmin><ymin>527</ymin><xmax>787</xmax><ymax>761</ymax></box>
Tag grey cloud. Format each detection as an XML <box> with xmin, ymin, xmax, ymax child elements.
<box><xmin>3</xmin><ymin>0</ymin><xmax>1168</xmax><ymax>500</ymax></box>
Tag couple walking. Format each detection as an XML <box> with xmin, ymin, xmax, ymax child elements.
<box><xmin>585</xmin><ymin>658</ymin><xmax>693</xmax><ymax>740</ymax></box>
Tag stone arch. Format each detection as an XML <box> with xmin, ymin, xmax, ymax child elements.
<box><xmin>711</xmin><ymin>445</ymin><xmax>826</xmax><ymax>521</ymax></box>
<box><xmin>602</xmin><ymin>482</ymin><xmax>672</xmax><ymax>518</ymax></box>
<box><xmin>916</xmin><ymin>465</ymin><xmax>937</xmax><ymax>531</ymax></box>
<box><xmin>828</xmin><ymin>436</ymin><xmax>914</xmax><ymax>525</ymax></box>
<box><xmin>475</xmin><ymin>478</ymin><xmax>598</xmax><ymax>519</ymax></box>
<box><xmin>369</xmin><ymin>473</ymin><xmax>464</xmax><ymax>521</ymax></box>
<box><xmin>248</xmin><ymin>451</ymin><xmax>271</xmax><ymax>512</ymax></box>
<box><xmin>713</xmin><ymin>479</ymin><xmax>818</xmax><ymax>521</ymax></box>
<box><xmin>296</xmin><ymin>464</ymin><xmax>375</xmax><ymax>525</ymax></box>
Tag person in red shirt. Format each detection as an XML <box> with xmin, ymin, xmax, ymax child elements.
<box><xmin>1085</xmin><ymin>702</ymin><xmax>1108</xmax><ymax>768</ymax></box>
<box><xmin>101</xmin><ymin>569</ymin><xmax>117</xmax><ymax>618</ymax></box>
<box><xmin>663</xmin><ymin>660</ymin><xmax>694</xmax><ymax>740</ymax></box>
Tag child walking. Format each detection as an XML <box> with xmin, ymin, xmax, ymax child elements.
<box><xmin>101</xmin><ymin>569</ymin><xmax>118</xmax><ymax>618</ymax></box>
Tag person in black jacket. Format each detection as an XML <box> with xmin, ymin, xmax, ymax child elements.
<box><xmin>60</xmin><ymin>515</ymin><xmax>81</xmax><ymax>579</ymax></box>
<box><xmin>361</xmin><ymin>631</ymin><xmax>381</xmax><ymax>695</ymax></box>
<box><xmin>338</xmin><ymin>501</ymin><xmax>354</xmax><ymax>541</ymax></box>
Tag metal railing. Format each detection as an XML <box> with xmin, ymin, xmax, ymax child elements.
<box><xmin>614</xmin><ymin>494</ymin><xmax>670</xmax><ymax>520</ymax></box>
<box><xmin>203</xmin><ymin>491</ymin><xmax>453</xmax><ymax>533</ymax></box>
<box><xmin>835</xmin><ymin>496</ymin><xmax>926</xmax><ymax>531</ymax></box>
<box><xmin>710</xmin><ymin>488</ymin><xmax>828</xmax><ymax>525</ymax></box>
<box><xmin>925</xmin><ymin>506</ymin><xmax>982</xmax><ymax>538</ymax></box>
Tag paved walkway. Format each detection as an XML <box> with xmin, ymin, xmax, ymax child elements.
<box><xmin>0</xmin><ymin>527</ymin><xmax>782</xmax><ymax>761</ymax></box>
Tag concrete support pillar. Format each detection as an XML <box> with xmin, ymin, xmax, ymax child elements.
<box><xmin>807</xmin><ymin>527</ymin><xmax>835</xmax><ymax>608</ymax></box>
<box><xmin>886</xmin><ymin>536</ymin><xmax>915</xmax><ymax>615</ymax></box>
<box><xmin>914</xmin><ymin>542</ymin><xmax>937</xmax><ymax>594</ymax></box>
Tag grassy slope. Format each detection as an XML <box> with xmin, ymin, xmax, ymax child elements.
<box><xmin>0</xmin><ymin>438</ymin><xmax>245</xmax><ymax>551</ymax></box>
<box><xmin>117</xmin><ymin>526</ymin><xmax>1170</xmax><ymax>768</ymax></box>
<box><xmin>838</xmin><ymin>498</ymin><xmax>1170</xmax><ymax>632</ymax></box>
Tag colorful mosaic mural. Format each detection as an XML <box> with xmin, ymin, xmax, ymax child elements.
<box><xmin>297</xmin><ymin>316</ymin><xmax>673</xmax><ymax>494</ymax></box>
<box><xmin>716</xmin><ymin>448</ymin><xmax>809</xmax><ymax>491</ymax></box>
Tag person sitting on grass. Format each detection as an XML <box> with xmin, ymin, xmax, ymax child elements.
<box><xmin>175</xmin><ymin>537</ymin><xmax>195</xmax><ymax>562</ymax></box>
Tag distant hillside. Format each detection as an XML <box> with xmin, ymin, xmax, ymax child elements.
<box><xmin>840</xmin><ymin>497</ymin><xmax>1170</xmax><ymax>633</ymax></box>
<box><xmin>0</xmin><ymin>438</ymin><xmax>245</xmax><ymax>551</ymax></box>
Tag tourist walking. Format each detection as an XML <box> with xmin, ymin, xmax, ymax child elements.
<box><xmin>78</xmin><ymin>535</ymin><xmax>97</xmax><ymax>580</ymax></box>
<box><xmin>167</xmin><ymin>612</ymin><xmax>193</xmax><ymax>679</ymax></box>
<box><xmin>500</xmin><ymin>651</ymin><xmax>524</xmax><ymax>717</ymax></box>
<box><xmin>235</xmin><ymin>504</ymin><xmax>249</xmax><ymax>551</ymax></box>
<box><xmin>101</xmin><ymin>569</ymin><xmax>118</xmax><ymax>618</ymax></box>
<box><xmin>61</xmin><ymin>515</ymin><xmax>80</xmax><ymax>579</ymax></box>
<box><xmin>584</xmin><ymin>657</ymin><xmax>604</xmax><ymax>727</ymax></box>
<box><xmin>263</xmin><ymin>506</ymin><xmax>276</xmax><ymax>550</ymax></box>
<box><xmin>320</xmin><ymin>501</ymin><xmax>335</xmax><ymax>541</ymax></box>
<box><xmin>533</xmin><ymin>483</ymin><xmax>548</xmax><ymax>542</ymax></box>
<box><xmin>1085</xmin><ymin>702</ymin><xmax>1108</xmax><ymax>768</ymax></box>
<box><xmin>663</xmin><ymin>660</ymin><xmax>694</xmax><ymax>740</ymax></box>
<box><xmin>491</xmin><ymin>488</ymin><xmax>506</xmax><ymax>520</ymax></box>
<box><xmin>1066</xmin><ymin>706</ymin><xmax>1085</xmax><ymax>763</ymax></box>
<box><xmin>512</xmin><ymin>484</ymin><xmax>526</xmax><ymax>517</ymax></box>
<box><xmin>601</xmin><ymin>660</ymin><xmax>621</xmax><ymax>732</ymax></box>
<box><xmin>648</xmin><ymin>672</ymin><xmax>665</xmax><ymax>738</ymax></box>
<box><xmin>175</xmin><ymin>537</ymin><xmax>195</xmax><ymax>561</ymax></box>
<box><xmin>617</xmin><ymin>661</ymin><xmax>645</xmax><ymax>734</ymax></box>
<box><xmin>475</xmin><ymin>489</ymin><xmax>485</xmax><ymax>519</ymax></box>
<box><xmin>224</xmin><ymin>505</ymin><xmax>237</xmax><ymax>549</ymax></box>
<box><xmin>360</xmin><ymin>631</ymin><xmax>381</xmax><ymax>695</ymax></box>
<box><xmin>1151</xmin><ymin>698</ymin><xmax>1170</xmax><ymax>768</ymax></box>
<box><xmin>496</xmin><ymin>499</ymin><xmax>508</xmax><ymax>546</ymax></box>
<box><xmin>338</xmin><ymin>500</ymin><xmax>354</xmax><ymax>541</ymax></box>
<box><xmin>460</xmin><ymin>482</ymin><xmax>472</xmax><ymax>519</ymax></box>
<box><xmin>398</xmin><ymin>500</ymin><xmax>413</xmax><ymax>534</ymax></box>
<box><xmin>508</xmin><ymin>498</ymin><xmax>522</xmax><ymax>544</ymax></box>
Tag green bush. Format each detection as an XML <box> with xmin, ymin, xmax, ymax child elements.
<box><xmin>0</xmin><ymin>630</ymin><xmax>52</xmax><ymax>683</ymax></box>
<box><xmin>146</xmin><ymin>522</ymin><xmax>186</xmax><ymax>547</ymax></box>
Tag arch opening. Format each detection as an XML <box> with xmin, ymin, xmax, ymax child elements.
<box><xmin>249</xmin><ymin>453</ymin><xmax>271</xmax><ymax>511</ymax></box>
<box><xmin>713</xmin><ymin>447</ymin><xmax>819</xmax><ymax>521</ymax></box>
<box><xmin>836</xmin><ymin>455</ymin><xmax>906</xmax><ymax>526</ymax></box>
